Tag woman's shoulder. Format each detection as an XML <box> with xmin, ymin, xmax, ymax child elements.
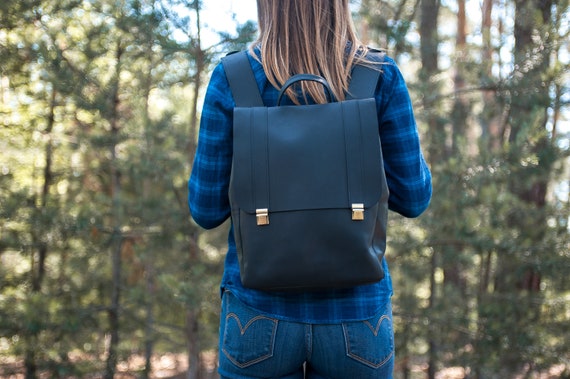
<box><xmin>366</xmin><ymin>50</ymin><xmax>408</xmax><ymax>95</ymax></box>
<box><xmin>245</xmin><ymin>48</ymin><xmax>268</xmax><ymax>83</ymax></box>
<box><xmin>213</xmin><ymin>47</ymin><xmax>268</xmax><ymax>91</ymax></box>
<box><xmin>358</xmin><ymin>48</ymin><xmax>401</xmax><ymax>81</ymax></box>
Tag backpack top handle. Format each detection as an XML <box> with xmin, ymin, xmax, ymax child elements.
<box><xmin>277</xmin><ymin>74</ymin><xmax>334</xmax><ymax>106</ymax></box>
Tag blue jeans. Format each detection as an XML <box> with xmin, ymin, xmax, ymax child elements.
<box><xmin>218</xmin><ymin>291</ymin><xmax>394</xmax><ymax>379</ymax></box>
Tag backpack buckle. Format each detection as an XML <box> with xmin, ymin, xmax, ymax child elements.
<box><xmin>352</xmin><ymin>204</ymin><xmax>365</xmax><ymax>221</ymax></box>
<box><xmin>256</xmin><ymin>208</ymin><xmax>269</xmax><ymax>225</ymax></box>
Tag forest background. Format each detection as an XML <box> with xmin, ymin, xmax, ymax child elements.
<box><xmin>0</xmin><ymin>0</ymin><xmax>569</xmax><ymax>378</ymax></box>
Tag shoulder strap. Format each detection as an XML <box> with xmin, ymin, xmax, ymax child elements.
<box><xmin>222</xmin><ymin>49</ymin><xmax>385</xmax><ymax>106</ymax></box>
<box><xmin>346</xmin><ymin>50</ymin><xmax>386</xmax><ymax>100</ymax></box>
<box><xmin>221</xmin><ymin>51</ymin><xmax>264</xmax><ymax>107</ymax></box>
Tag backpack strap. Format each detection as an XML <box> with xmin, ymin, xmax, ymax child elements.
<box><xmin>222</xmin><ymin>49</ymin><xmax>385</xmax><ymax>105</ymax></box>
<box><xmin>347</xmin><ymin>50</ymin><xmax>386</xmax><ymax>100</ymax></box>
<box><xmin>222</xmin><ymin>51</ymin><xmax>264</xmax><ymax>107</ymax></box>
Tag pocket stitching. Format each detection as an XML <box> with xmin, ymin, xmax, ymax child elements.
<box><xmin>363</xmin><ymin>314</ymin><xmax>390</xmax><ymax>336</ymax></box>
<box><xmin>343</xmin><ymin>315</ymin><xmax>394</xmax><ymax>369</ymax></box>
<box><xmin>222</xmin><ymin>313</ymin><xmax>278</xmax><ymax>368</ymax></box>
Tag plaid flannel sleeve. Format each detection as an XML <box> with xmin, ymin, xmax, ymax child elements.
<box><xmin>378</xmin><ymin>58</ymin><xmax>432</xmax><ymax>218</ymax></box>
<box><xmin>188</xmin><ymin>63</ymin><xmax>234</xmax><ymax>229</ymax></box>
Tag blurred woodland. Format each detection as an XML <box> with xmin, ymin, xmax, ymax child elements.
<box><xmin>0</xmin><ymin>0</ymin><xmax>569</xmax><ymax>378</ymax></box>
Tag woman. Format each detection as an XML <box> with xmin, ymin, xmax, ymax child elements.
<box><xmin>188</xmin><ymin>1</ymin><xmax>432</xmax><ymax>378</ymax></box>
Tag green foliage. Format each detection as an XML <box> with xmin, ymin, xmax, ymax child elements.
<box><xmin>364</xmin><ymin>0</ymin><xmax>570</xmax><ymax>376</ymax></box>
<box><xmin>2</xmin><ymin>0</ymin><xmax>569</xmax><ymax>377</ymax></box>
<box><xmin>0</xmin><ymin>0</ymin><xmax>255</xmax><ymax>376</ymax></box>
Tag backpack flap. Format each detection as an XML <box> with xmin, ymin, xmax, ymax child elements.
<box><xmin>230</xmin><ymin>99</ymin><xmax>385</xmax><ymax>217</ymax></box>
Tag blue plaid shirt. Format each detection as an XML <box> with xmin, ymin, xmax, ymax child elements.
<box><xmin>188</xmin><ymin>50</ymin><xmax>431</xmax><ymax>323</ymax></box>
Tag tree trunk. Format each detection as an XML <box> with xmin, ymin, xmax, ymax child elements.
<box><xmin>188</xmin><ymin>0</ymin><xmax>204</xmax><ymax>163</ymax></box>
<box><xmin>143</xmin><ymin>264</ymin><xmax>155</xmax><ymax>379</ymax></box>
<box><xmin>419</xmin><ymin>0</ymin><xmax>441</xmax><ymax>376</ymax></box>
<box><xmin>419</xmin><ymin>0</ymin><xmax>439</xmax><ymax>76</ymax></box>
<box><xmin>489</xmin><ymin>0</ymin><xmax>553</xmax><ymax>372</ymax></box>
<box><xmin>420</xmin><ymin>0</ymin><xmax>444</xmax><ymax>162</ymax></box>
<box><xmin>480</xmin><ymin>0</ymin><xmax>503</xmax><ymax>149</ymax></box>
<box><xmin>475</xmin><ymin>2</ymin><xmax>496</xmax><ymax>374</ymax></box>
<box><xmin>104</xmin><ymin>41</ymin><xmax>125</xmax><ymax>379</ymax></box>
<box><xmin>33</xmin><ymin>86</ymin><xmax>56</xmax><ymax>291</ymax></box>
<box><xmin>444</xmin><ymin>0</ymin><xmax>469</xmax><ymax>295</ymax></box>
<box><xmin>141</xmin><ymin>18</ymin><xmax>158</xmax><ymax>378</ymax></box>
<box><xmin>24</xmin><ymin>84</ymin><xmax>57</xmax><ymax>379</ymax></box>
<box><xmin>186</xmin><ymin>4</ymin><xmax>205</xmax><ymax>379</ymax></box>
<box><xmin>186</xmin><ymin>308</ymin><xmax>201</xmax><ymax>379</ymax></box>
<box><xmin>508</xmin><ymin>0</ymin><xmax>552</xmax><ymax>278</ymax></box>
<box><xmin>451</xmin><ymin>0</ymin><xmax>471</xmax><ymax>156</ymax></box>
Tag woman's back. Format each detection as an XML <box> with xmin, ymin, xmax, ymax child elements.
<box><xmin>188</xmin><ymin>1</ymin><xmax>432</xmax><ymax>377</ymax></box>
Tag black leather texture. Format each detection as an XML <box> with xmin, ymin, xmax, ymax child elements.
<box><xmin>222</xmin><ymin>51</ymin><xmax>389</xmax><ymax>291</ymax></box>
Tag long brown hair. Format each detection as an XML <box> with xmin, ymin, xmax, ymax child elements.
<box><xmin>251</xmin><ymin>0</ymin><xmax>368</xmax><ymax>103</ymax></box>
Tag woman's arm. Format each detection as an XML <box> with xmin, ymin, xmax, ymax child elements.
<box><xmin>377</xmin><ymin>58</ymin><xmax>432</xmax><ymax>218</ymax></box>
<box><xmin>188</xmin><ymin>64</ymin><xmax>234</xmax><ymax>229</ymax></box>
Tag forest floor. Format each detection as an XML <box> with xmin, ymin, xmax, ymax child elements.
<box><xmin>0</xmin><ymin>352</ymin><xmax>567</xmax><ymax>379</ymax></box>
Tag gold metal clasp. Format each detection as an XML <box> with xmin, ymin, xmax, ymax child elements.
<box><xmin>352</xmin><ymin>203</ymin><xmax>365</xmax><ymax>221</ymax></box>
<box><xmin>256</xmin><ymin>208</ymin><xmax>269</xmax><ymax>225</ymax></box>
